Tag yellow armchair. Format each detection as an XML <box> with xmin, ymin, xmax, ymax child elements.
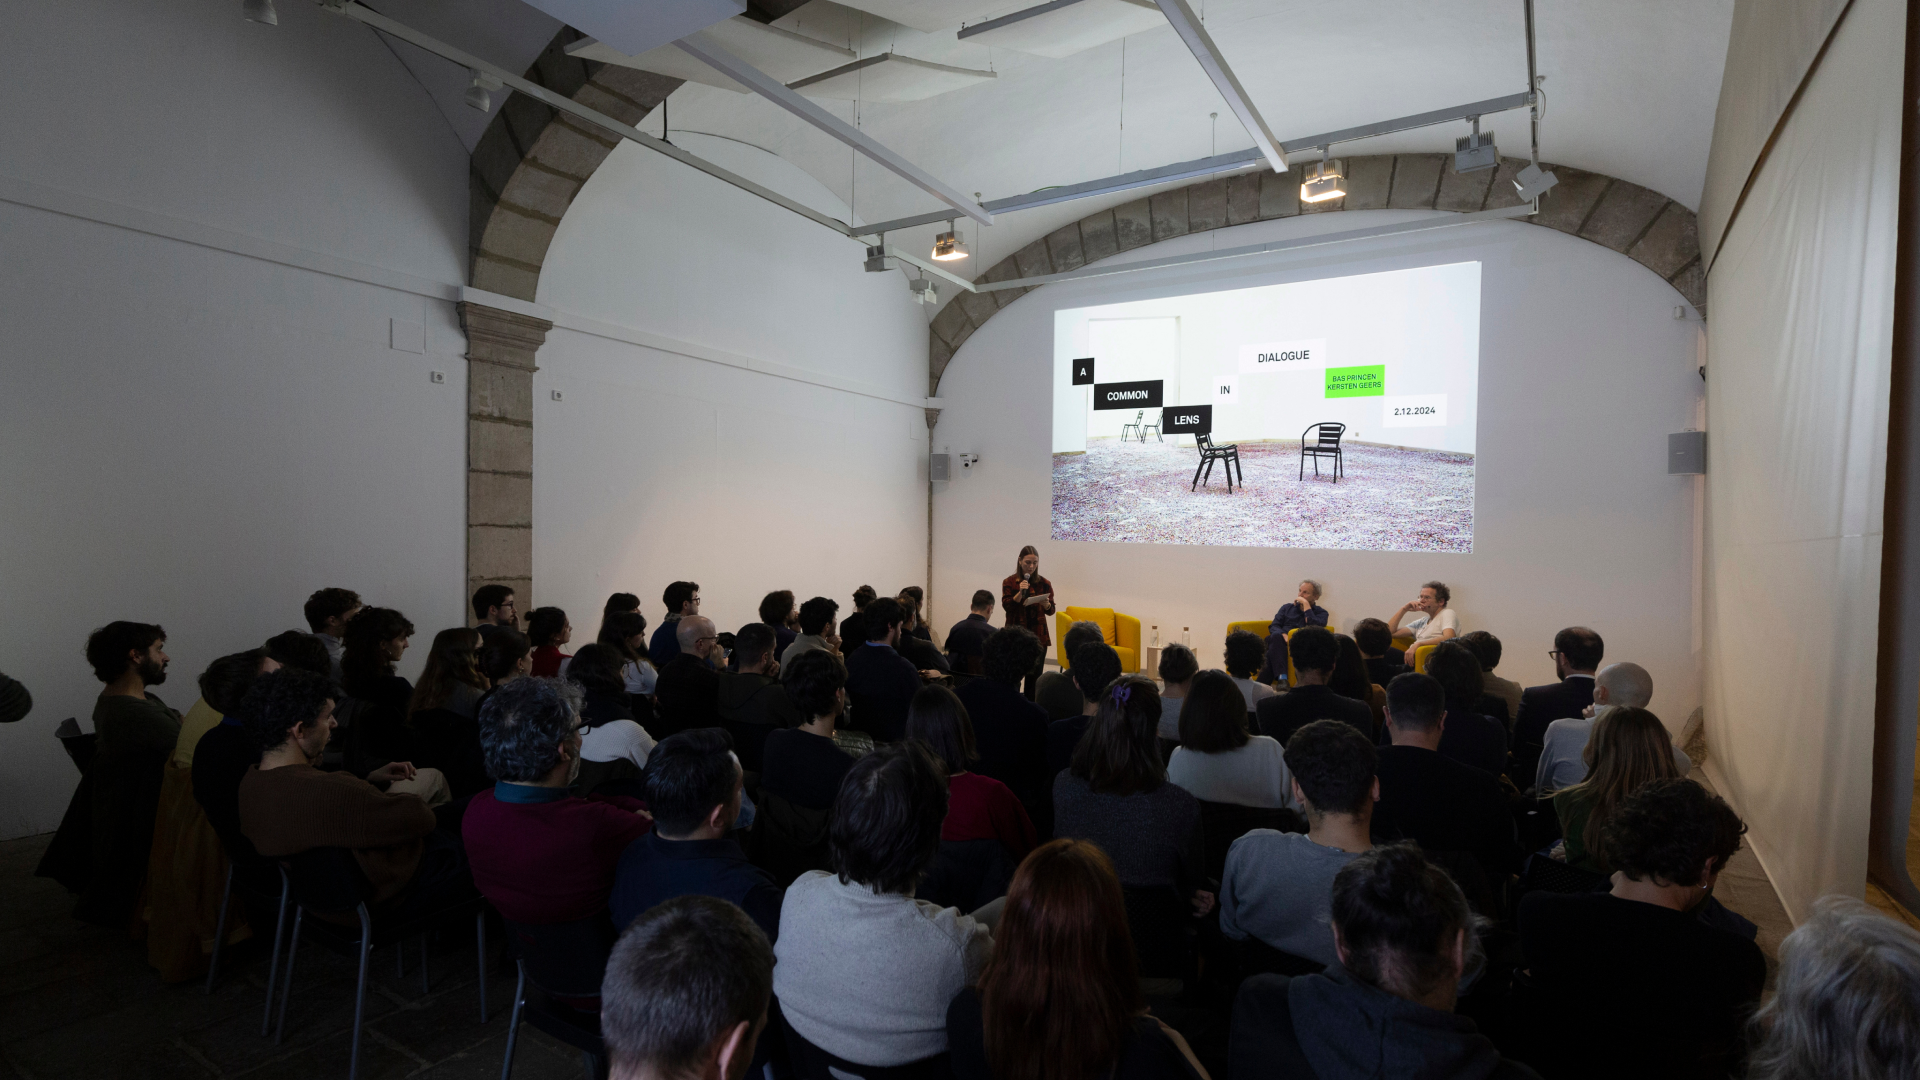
<box><xmin>1055</xmin><ymin>606</ymin><xmax>1141</xmax><ymax>673</ymax></box>
<box><xmin>1230</xmin><ymin>616</ymin><xmax>1334</xmax><ymax>684</ymax></box>
<box><xmin>1412</xmin><ymin>642</ymin><xmax>1439</xmax><ymax>674</ymax></box>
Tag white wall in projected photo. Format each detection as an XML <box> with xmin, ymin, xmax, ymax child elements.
<box><xmin>1050</xmin><ymin>261</ymin><xmax>1481</xmax><ymax>553</ymax></box>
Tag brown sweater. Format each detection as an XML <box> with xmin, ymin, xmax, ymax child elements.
<box><xmin>239</xmin><ymin>764</ymin><xmax>436</xmax><ymax>901</ymax></box>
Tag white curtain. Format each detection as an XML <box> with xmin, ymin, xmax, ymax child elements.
<box><xmin>1702</xmin><ymin>0</ymin><xmax>1905</xmax><ymax>922</ymax></box>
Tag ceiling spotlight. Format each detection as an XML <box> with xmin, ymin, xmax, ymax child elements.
<box><xmin>1300</xmin><ymin>149</ymin><xmax>1345</xmax><ymax>204</ymax></box>
<box><xmin>932</xmin><ymin>223</ymin><xmax>968</xmax><ymax>262</ymax></box>
<box><xmin>908</xmin><ymin>276</ymin><xmax>938</xmax><ymax>304</ymax></box>
<box><xmin>1454</xmin><ymin>116</ymin><xmax>1497</xmax><ymax>173</ymax></box>
<box><xmin>1513</xmin><ymin>161</ymin><xmax>1560</xmax><ymax>201</ymax></box>
<box><xmin>242</xmin><ymin>0</ymin><xmax>278</xmax><ymax>25</ymax></box>
<box><xmin>864</xmin><ymin>245</ymin><xmax>888</xmax><ymax>273</ymax></box>
<box><xmin>464</xmin><ymin>70</ymin><xmax>502</xmax><ymax>113</ymax></box>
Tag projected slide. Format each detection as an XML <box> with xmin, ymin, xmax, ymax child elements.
<box><xmin>1051</xmin><ymin>261</ymin><xmax>1478</xmax><ymax>552</ymax></box>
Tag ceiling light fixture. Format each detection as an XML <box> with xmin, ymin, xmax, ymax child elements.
<box><xmin>242</xmin><ymin>0</ymin><xmax>278</xmax><ymax>25</ymax></box>
<box><xmin>464</xmin><ymin>70</ymin><xmax>502</xmax><ymax>112</ymax></box>
<box><xmin>932</xmin><ymin>222</ymin><xmax>968</xmax><ymax>261</ymax></box>
<box><xmin>1299</xmin><ymin>147</ymin><xmax>1345</xmax><ymax>204</ymax></box>
<box><xmin>1454</xmin><ymin>116</ymin><xmax>1498</xmax><ymax>173</ymax></box>
<box><xmin>908</xmin><ymin>275</ymin><xmax>938</xmax><ymax>304</ymax></box>
<box><xmin>864</xmin><ymin>244</ymin><xmax>889</xmax><ymax>273</ymax></box>
<box><xmin>1512</xmin><ymin>161</ymin><xmax>1559</xmax><ymax>201</ymax></box>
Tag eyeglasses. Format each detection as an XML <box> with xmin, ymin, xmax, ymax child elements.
<box><xmin>1547</xmin><ymin>650</ymin><xmax>1563</xmax><ymax>660</ymax></box>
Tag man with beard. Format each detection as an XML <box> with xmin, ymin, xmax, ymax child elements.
<box><xmin>76</xmin><ymin>621</ymin><xmax>181</xmax><ymax>925</ymax></box>
<box><xmin>238</xmin><ymin>668</ymin><xmax>473</xmax><ymax>915</ymax></box>
<box><xmin>460</xmin><ymin>677</ymin><xmax>652</xmax><ymax>925</ymax></box>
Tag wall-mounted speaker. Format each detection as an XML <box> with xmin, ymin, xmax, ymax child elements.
<box><xmin>930</xmin><ymin>453</ymin><xmax>951</xmax><ymax>481</ymax></box>
<box><xmin>1668</xmin><ymin>430</ymin><xmax>1706</xmax><ymax>474</ymax></box>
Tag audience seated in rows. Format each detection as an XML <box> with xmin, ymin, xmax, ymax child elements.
<box><xmin>461</xmin><ymin>677</ymin><xmax>650</xmax><ymax>925</ymax></box>
<box><xmin>1037</xmin><ymin>619</ymin><xmax>1105</xmax><ymax>721</ymax></box>
<box><xmin>1371</xmin><ymin>673</ymin><xmax>1520</xmax><ymax>909</ymax></box>
<box><xmin>1512</xmin><ymin>626</ymin><xmax>1603</xmax><ymax>785</ymax></box>
<box><xmin>909</xmin><ymin>684</ymin><xmax>1036</xmax><ymax>863</ymax></box>
<box><xmin>648</xmin><ymin>580</ymin><xmax>700</xmax><ymax>667</ymax></box>
<box><xmin>1168</xmin><ymin>670</ymin><xmax>1292</xmax><ymax>810</ymax></box>
<box><xmin>1054</xmin><ymin>677</ymin><xmax>1212</xmax><ymax>917</ymax></box>
<box><xmin>406</xmin><ymin>627</ymin><xmax>491</xmax><ymax>798</ymax></box>
<box><xmin>303</xmin><ymin>587</ymin><xmax>360</xmax><ymax>682</ymax></box>
<box><xmin>947</xmin><ymin>839</ymin><xmax>1208</xmax><ymax>1080</ymax></box>
<box><xmin>1745</xmin><ymin>895</ymin><xmax>1920</xmax><ymax>1080</ymax></box>
<box><xmin>944</xmin><ymin>589</ymin><xmax>999</xmax><ymax>675</ymax></box>
<box><xmin>342</xmin><ymin>606</ymin><xmax>417</xmax><ymax>764</ymax></box>
<box><xmin>602</xmin><ymin>895</ymin><xmax>773</xmax><ymax>1080</ymax></box>
<box><xmin>1219</xmin><ymin>720</ymin><xmax>1377</xmax><ymax>969</ymax></box>
<box><xmin>1518</xmin><ymin>778</ymin><xmax>1764</xmax><ymax>1080</ymax></box>
<box><xmin>780</xmin><ymin>595</ymin><xmax>841</xmax><ymax>667</ymax></box>
<box><xmin>1536</xmin><ymin>661</ymin><xmax>1690</xmax><ymax>795</ymax></box>
<box><xmin>1224</xmin><ymin>631</ymin><xmax>1278</xmax><ymax>712</ymax></box>
<box><xmin>1422</xmin><ymin>642</ymin><xmax>1510</xmax><ymax>777</ymax></box>
<box><xmin>759</xmin><ymin>589</ymin><xmax>800</xmax><ymax>662</ymax></box>
<box><xmin>1264</xmin><ymin>579</ymin><xmax>1330</xmax><ymax>683</ymax></box>
<box><xmin>477</xmin><ymin>626</ymin><xmax>532</xmax><ymax>691</ymax></box>
<box><xmin>191</xmin><ymin>632</ymin><xmax>332</xmax><ymax>867</ymax></box>
<box><xmin>1552</xmin><ymin>706</ymin><xmax>1685</xmax><ymax>874</ymax></box>
<box><xmin>526</xmin><ymin>607</ymin><xmax>572</xmax><ymax>677</ymax></box>
<box><xmin>597</xmin><ymin>609</ymin><xmax>656</xmax><ymax>696</ymax></box>
<box><xmin>716</xmin><ymin>622</ymin><xmax>801</xmax><ymax>776</ymax></box>
<box><xmin>654</xmin><ymin>615</ymin><xmax>721</xmax><ymax>739</ymax></box>
<box><xmin>844</xmin><ymin>597</ymin><xmax>927</xmax><ymax>743</ymax></box>
<box><xmin>238</xmin><ymin>668</ymin><xmax>472</xmax><ymax>916</ymax></box>
<box><xmin>1256</xmin><ymin>628</ymin><xmax>1372</xmax><ymax>745</ymax></box>
<box><xmin>1459</xmin><ymin>630</ymin><xmax>1522</xmax><ymax>726</ymax></box>
<box><xmin>1048</xmin><ymin>641</ymin><xmax>1123</xmax><ymax>777</ymax></box>
<box><xmin>894</xmin><ymin>593</ymin><xmax>952</xmax><ymax>675</ymax></box>
<box><xmin>774</xmin><ymin>741</ymin><xmax>994</xmax><ymax>1068</ymax></box>
<box><xmin>564</xmin><ymin>642</ymin><xmax>655</xmax><ymax>795</ymax></box>
<box><xmin>79</xmin><ymin>620</ymin><xmax>180</xmax><ymax>927</ymax></box>
<box><xmin>956</xmin><ymin>627</ymin><xmax>1051</xmax><ymax>831</ymax></box>
<box><xmin>472</xmin><ymin>583</ymin><xmax>518</xmax><ymax>628</ymax></box>
<box><xmin>1155</xmin><ymin>642</ymin><xmax>1200</xmax><ymax>743</ymax></box>
<box><xmin>611</xmin><ymin>728</ymin><xmax>782</xmax><ymax>941</ymax></box>
<box><xmin>838</xmin><ymin>584</ymin><xmax>877</xmax><ymax>655</ymax></box>
<box><xmin>1231</xmin><ymin>843</ymin><xmax>1538</xmax><ymax>1080</ymax></box>
<box><xmin>761</xmin><ymin>650</ymin><xmax>857</xmax><ymax>814</ymax></box>
<box><xmin>1352</xmin><ymin>617</ymin><xmax>1406</xmax><ymax>688</ymax></box>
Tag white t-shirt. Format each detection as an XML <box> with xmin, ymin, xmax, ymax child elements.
<box><xmin>1408</xmin><ymin>607</ymin><xmax>1459</xmax><ymax>646</ymax></box>
<box><xmin>581</xmin><ymin>719</ymin><xmax>656</xmax><ymax>770</ymax></box>
<box><xmin>1168</xmin><ymin>736</ymin><xmax>1293</xmax><ymax>809</ymax></box>
<box><xmin>1232</xmin><ymin>677</ymin><xmax>1279</xmax><ymax>707</ymax></box>
<box><xmin>622</xmin><ymin>660</ymin><xmax>658</xmax><ymax>696</ymax></box>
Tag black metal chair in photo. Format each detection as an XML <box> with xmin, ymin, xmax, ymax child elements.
<box><xmin>1192</xmin><ymin>433</ymin><xmax>1243</xmax><ymax>492</ymax></box>
<box><xmin>1298</xmin><ymin>422</ymin><xmax>1347</xmax><ymax>482</ymax></box>
<box><xmin>1139</xmin><ymin>409</ymin><xmax>1163</xmax><ymax>442</ymax></box>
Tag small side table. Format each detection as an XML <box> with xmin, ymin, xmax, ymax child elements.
<box><xmin>1142</xmin><ymin>644</ymin><xmax>1161</xmax><ymax>679</ymax></box>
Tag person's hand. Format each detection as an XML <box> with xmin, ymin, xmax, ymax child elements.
<box><xmin>1015</xmin><ymin>579</ymin><xmax>1030</xmax><ymax>594</ymax></box>
<box><xmin>768</xmin><ymin>659</ymin><xmax>781</xmax><ymax>679</ymax></box>
<box><xmin>369</xmin><ymin>761</ymin><xmax>417</xmax><ymax>785</ymax></box>
<box><xmin>1191</xmin><ymin>889</ymin><xmax>1216</xmax><ymax>917</ymax></box>
<box><xmin>919</xmin><ymin>669</ymin><xmax>945</xmax><ymax>681</ymax></box>
<box><xmin>633</xmin><ymin>807</ymin><xmax>653</xmax><ymax>823</ymax></box>
<box><xmin>1294</xmin><ymin>596</ymin><xmax>1309</xmax><ymax>611</ymax></box>
<box><xmin>1582</xmin><ymin>702</ymin><xmax>1596</xmax><ymax>719</ymax></box>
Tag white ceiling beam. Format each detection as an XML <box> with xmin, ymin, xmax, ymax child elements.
<box><xmin>1152</xmin><ymin>0</ymin><xmax>1287</xmax><ymax>174</ymax></box>
<box><xmin>673</xmin><ymin>33</ymin><xmax>994</xmax><ymax>227</ymax></box>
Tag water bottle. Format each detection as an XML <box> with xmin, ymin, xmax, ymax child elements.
<box><xmin>1181</xmin><ymin>626</ymin><xmax>1191</xmax><ymax>648</ymax></box>
<box><xmin>1151</xmin><ymin>625</ymin><xmax>1161</xmax><ymax>648</ymax></box>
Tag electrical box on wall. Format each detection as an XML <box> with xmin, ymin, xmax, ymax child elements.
<box><xmin>1668</xmin><ymin>430</ymin><xmax>1706</xmax><ymax>474</ymax></box>
<box><xmin>930</xmin><ymin>453</ymin><xmax>951</xmax><ymax>481</ymax></box>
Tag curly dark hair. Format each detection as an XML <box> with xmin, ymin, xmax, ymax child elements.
<box><xmin>1422</xmin><ymin>642</ymin><xmax>1485</xmax><ymax>711</ymax></box>
<box><xmin>830</xmin><ymin>741</ymin><xmax>948</xmax><ymax>895</ymax></box>
<box><xmin>1353</xmin><ymin>618</ymin><xmax>1395</xmax><ymax>657</ymax></box>
<box><xmin>199</xmin><ymin>649</ymin><xmax>269</xmax><ymax>717</ymax></box>
<box><xmin>1069</xmin><ymin>643</ymin><xmax>1123</xmax><ymax>700</ymax></box>
<box><xmin>1284</xmin><ymin>719</ymin><xmax>1377</xmax><ymax>817</ymax></box>
<box><xmin>797</xmin><ymin>596</ymin><xmax>839</xmax><ymax>635</ymax></box>
<box><xmin>1287</xmin><ymin>626</ymin><xmax>1339</xmax><ymax>676</ymax></box>
<box><xmin>85</xmin><ymin>621</ymin><xmax>165</xmax><ymax>684</ymax></box>
<box><xmin>1457</xmin><ymin>630</ymin><xmax>1502</xmax><ymax>670</ymax></box>
<box><xmin>983</xmin><ymin>626</ymin><xmax>1043</xmax><ymax>683</ymax></box>
<box><xmin>263</xmin><ymin>630</ymin><xmax>332</xmax><ymax>678</ymax></box>
<box><xmin>784</xmin><ymin>648</ymin><xmax>847</xmax><ymax>720</ymax></box>
<box><xmin>758</xmin><ymin>590</ymin><xmax>796</xmax><ymax>627</ymax></box>
<box><xmin>1600</xmin><ymin>778</ymin><xmax>1746</xmax><ymax>887</ymax></box>
<box><xmin>1331</xmin><ymin>842</ymin><xmax>1476</xmax><ymax>1000</ymax></box>
<box><xmin>1156</xmin><ymin>643</ymin><xmax>1199</xmax><ymax>684</ymax></box>
<box><xmin>240</xmin><ymin>667</ymin><xmax>337</xmax><ymax>754</ymax></box>
<box><xmin>1223</xmin><ymin>630</ymin><xmax>1266</xmax><ymax>679</ymax></box>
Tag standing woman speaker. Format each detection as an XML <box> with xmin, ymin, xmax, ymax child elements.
<box><xmin>1002</xmin><ymin>545</ymin><xmax>1057</xmax><ymax>699</ymax></box>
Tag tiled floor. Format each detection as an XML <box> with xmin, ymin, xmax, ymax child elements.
<box><xmin>0</xmin><ymin>833</ymin><xmax>588</xmax><ymax>1080</ymax></box>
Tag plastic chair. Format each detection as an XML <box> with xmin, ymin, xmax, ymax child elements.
<box><xmin>498</xmin><ymin>915</ymin><xmax>617</xmax><ymax>1080</ymax></box>
<box><xmin>1298</xmin><ymin>422</ymin><xmax>1346</xmax><ymax>482</ymax></box>
<box><xmin>268</xmin><ymin>847</ymin><xmax>489</xmax><ymax>1080</ymax></box>
<box><xmin>784</xmin><ymin>1018</ymin><xmax>951</xmax><ymax>1080</ymax></box>
<box><xmin>1192</xmin><ymin>433</ymin><xmax>1242</xmax><ymax>491</ymax></box>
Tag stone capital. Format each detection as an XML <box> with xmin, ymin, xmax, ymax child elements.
<box><xmin>458</xmin><ymin>301</ymin><xmax>551</xmax><ymax>371</ymax></box>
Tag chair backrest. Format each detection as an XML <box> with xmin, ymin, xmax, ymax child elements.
<box><xmin>1195</xmin><ymin>433</ymin><xmax>1215</xmax><ymax>450</ymax></box>
<box><xmin>282</xmin><ymin>846</ymin><xmax>373</xmax><ymax>914</ymax></box>
<box><xmin>1132</xmin><ymin>410</ymin><xmax>1143</xmax><ymax>422</ymax></box>
<box><xmin>754</xmin><ymin>789</ymin><xmax>833</xmax><ymax>886</ymax></box>
<box><xmin>53</xmin><ymin>717</ymin><xmax>94</xmax><ymax>774</ymax></box>
<box><xmin>1122</xmin><ymin>884</ymin><xmax>1193</xmax><ymax>979</ymax></box>
<box><xmin>504</xmin><ymin>914</ymin><xmax>618</xmax><ymax>1000</ymax></box>
<box><xmin>1300</xmin><ymin>421</ymin><xmax>1346</xmax><ymax>449</ymax></box>
<box><xmin>916</xmin><ymin>838</ymin><xmax>1014</xmax><ymax>913</ymax></box>
<box><xmin>1226</xmin><ymin>620</ymin><xmax>1270</xmax><ymax>642</ymax></box>
<box><xmin>783</xmin><ymin>1017</ymin><xmax>951</xmax><ymax>1080</ymax></box>
<box><xmin>1198</xmin><ymin>801</ymin><xmax>1306</xmax><ymax>882</ymax></box>
<box><xmin>1061</xmin><ymin>606</ymin><xmax>1118</xmax><ymax>643</ymax></box>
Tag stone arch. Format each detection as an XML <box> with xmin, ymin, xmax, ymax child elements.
<box><xmin>467</xmin><ymin>29</ymin><xmax>681</xmax><ymax>301</ymax></box>
<box><xmin>925</xmin><ymin>154</ymin><xmax>1705</xmax><ymax>396</ymax></box>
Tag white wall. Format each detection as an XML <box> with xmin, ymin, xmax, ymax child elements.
<box><xmin>0</xmin><ymin>0</ymin><xmax>473</xmax><ymax>838</ymax></box>
<box><xmin>528</xmin><ymin>136</ymin><xmax>933</xmax><ymax>642</ymax></box>
<box><xmin>932</xmin><ymin>212</ymin><xmax>1705</xmax><ymax>723</ymax></box>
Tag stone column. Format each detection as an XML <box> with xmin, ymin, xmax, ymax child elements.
<box><xmin>457</xmin><ymin>302</ymin><xmax>551</xmax><ymax>622</ymax></box>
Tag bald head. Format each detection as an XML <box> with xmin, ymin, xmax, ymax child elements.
<box><xmin>1593</xmin><ymin>662</ymin><xmax>1652</xmax><ymax>709</ymax></box>
<box><xmin>677</xmin><ymin>615</ymin><xmax>716</xmax><ymax>653</ymax></box>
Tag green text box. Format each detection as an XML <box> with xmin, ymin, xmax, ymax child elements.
<box><xmin>1324</xmin><ymin>364</ymin><xmax>1385</xmax><ymax>398</ymax></box>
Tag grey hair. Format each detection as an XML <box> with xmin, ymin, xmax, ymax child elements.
<box><xmin>676</xmin><ymin>615</ymin><xmax>714</xmax><ymax>652</ymax></box>
<box><xmin>1747</xmin><ymin>895</ymin><xmax>1920</xmax><ymax>1080</ymax></box>
<box><xmin>476</xmin><ymin>675</ymin><xmax>582</xmax><ymax>783</ymax></box>
<box><xmin>1301</xmin><ymin>579</ymin><xmax>1323</xmax><ymax>601</ymax></box>
<box><xmin>1595</xmin><ymin>662</ymin><xmax>1653</xmax><ymax>709</ymax></box>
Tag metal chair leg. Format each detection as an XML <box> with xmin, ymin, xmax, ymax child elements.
<box><xmin>421</xmin><ymin>934</ymin><xmax>431</xmax><ymax>995</ymax></box>
<box><xmin>206</xmin><ymin>863</ymin><xmax>234</xmax><ymax>995</ymax></box>
<box><xmin>274</xmin><ymin>908</ymin><xmax>304</xmax><ymax>1044</ymax></box>
<box><xmin>262</xmin><ymin>870</ymin><xmax>291</xmax><ymax>1036</ymax></box>
<box><xmin>476</xmin><ymin>911</ymin><xmax>488</xmax><ymax>1023</ymax></box>
<box><xmin>499</xmin><ymin>962</ymin><xmax>527</xmax><ymax>1080</ymax></box>
<box><xmin>349</xmin><ymin>907</ymin><xmax>373</xmax><ymax>1080</ymax></box>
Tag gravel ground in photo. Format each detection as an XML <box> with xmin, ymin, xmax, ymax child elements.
<box><xmin>1052</xmin><ymin>438</ymin><xmax>1475</xmax><ymax>552</ymax></box>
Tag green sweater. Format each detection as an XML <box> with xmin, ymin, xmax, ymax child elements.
<box><xmin>1553</xmin><ymin>786</ymin><xmax>1603</xmax><ymax>873</ymax></box>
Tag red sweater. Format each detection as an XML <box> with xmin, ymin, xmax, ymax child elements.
<box><xmin>462</xmin><ymin>786</ymin><xmax>650</xmax><ymax>923</ymax></box>
<box><xmin>530</xmin><ymin>646</ymin><xmax>571</xmax><ymax>678</ymax></box>
<box><xmin>943</xmin><ymin>772</ymin><xmax>1037</xmax><ymax>861</ymax></box>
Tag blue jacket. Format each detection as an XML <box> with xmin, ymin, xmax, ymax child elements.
<box><xmin>610</xmin><ymin>832</ymin><xmax>783</xmax><ymax>942</ymax></box>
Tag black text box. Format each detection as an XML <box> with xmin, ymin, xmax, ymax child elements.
<box><xmin>1092</xmin><ymin>379</ymin><xmax>1163</xmax><ymax>410</ymax></box>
